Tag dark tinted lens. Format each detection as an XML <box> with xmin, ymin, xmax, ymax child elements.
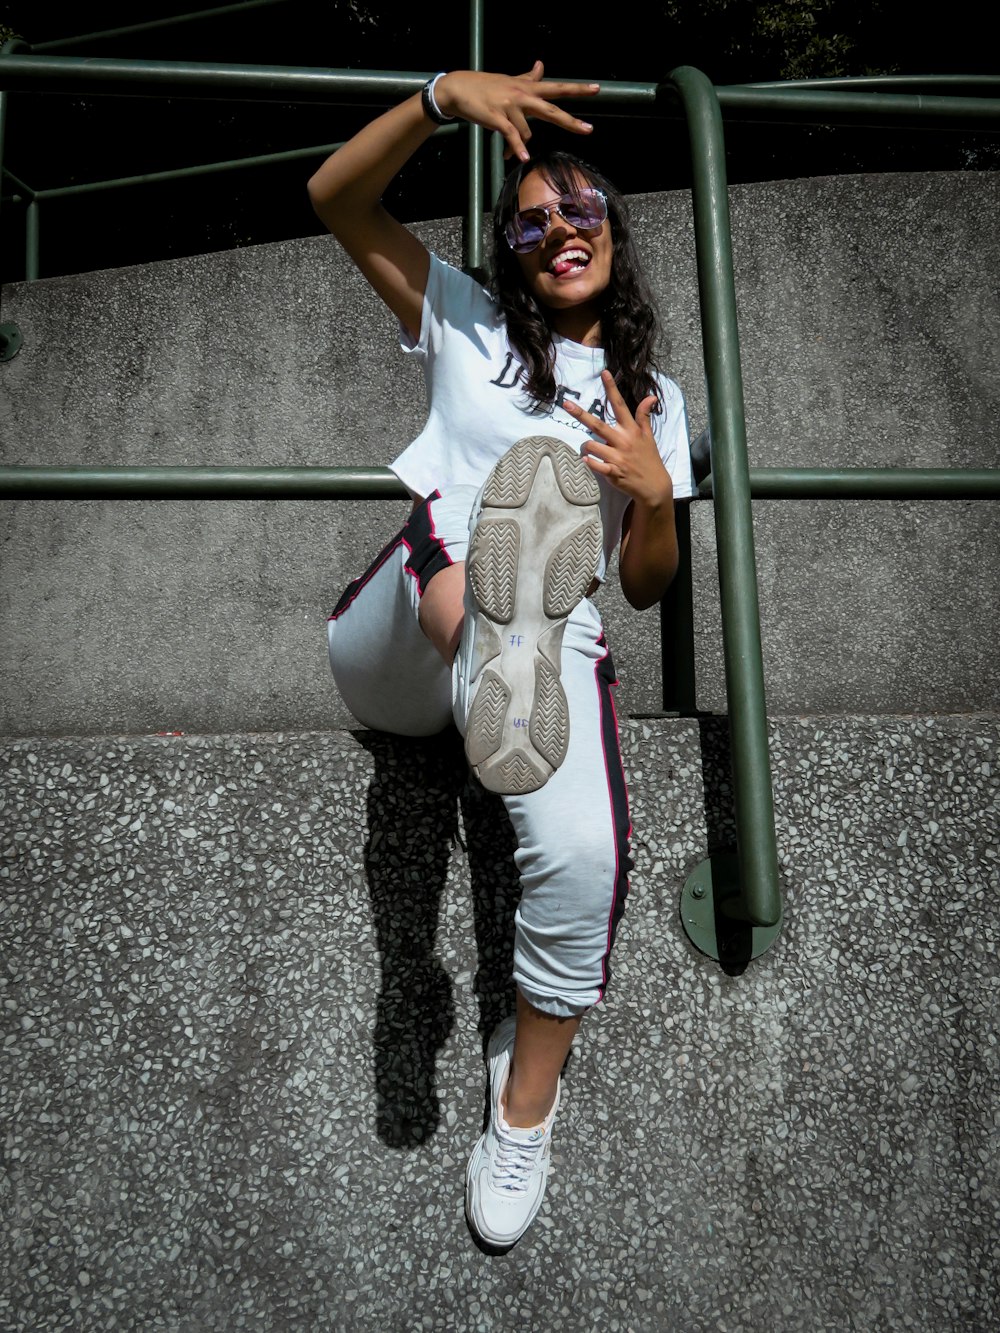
<box><xmin>561</xmin><ymin>189</ymin><xmax>607</xmax><ymax>229</ymax></box>
<box><xmin>508</xmin><ymin>207</ymin><xmax>549</xmax><ymax>252</ymax></box>
<box><xmin>505</xmin><ymin>189</ymin><xmax>608</xmax><ymax>253</ymax></box>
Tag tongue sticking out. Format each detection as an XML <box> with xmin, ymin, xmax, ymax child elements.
<box><xmin>551</xmin><ymin>254</ymin><xmax>588</xmax><ymax>277</ymax></box>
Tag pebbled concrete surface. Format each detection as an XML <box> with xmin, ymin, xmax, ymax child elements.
<box><xmin>2</xmin><ymin>715</ymin><xmax>997</xmax><ymax>1331</ymax></box>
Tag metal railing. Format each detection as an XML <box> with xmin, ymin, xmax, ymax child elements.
<box><xmin>3</xmin><ymin>20</ymin><xmax>1000</xmax><ymax>963</ymax></box>
<box><xmin>5</xmin><ymin>48</ymin><xmax>998</xmax><ymax>286</ymax></box>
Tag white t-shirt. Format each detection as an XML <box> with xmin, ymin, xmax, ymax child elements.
<box><xmin>391</xmin><ymin>255</ymin><xmax>694</xmax><ymax>582</ymax></box>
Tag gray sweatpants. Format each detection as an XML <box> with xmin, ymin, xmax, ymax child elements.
<box><xmin>327</xmin><ymin>487</ymin><xmax>632</xmax><ymax>1017</ymax></box>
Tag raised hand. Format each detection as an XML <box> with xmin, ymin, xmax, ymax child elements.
<box><xmin>563</xmin><ymin>370</ymin><xmax>674</xmax><ymax>509</ymax></box>
<box><xmin>434</xmin><ymin>62</ymin><xmax>600</xmax><ymax>162</ymax></box>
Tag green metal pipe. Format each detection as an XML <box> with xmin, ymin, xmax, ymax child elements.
<box><xmin>0</xmin><ymin>54</ymin><xmax>658</xmax><ymax>109</ymax></box>
<box><xmin>0</xmin><ymin>87</ymin><xmax>7</xmax><ymax>256</ymax></box>
<box><xmin>0</xmin><ymin>55</ymin><xmax>436</xmax><ymax>105</ymax></box>
<box><xmin>567</xmin><ymin>80</ymin><xmax>657</xmax><ymax>105</ymax></box>
<box><xmin>0</xmin><ymin>85</ymin><xmax>16</xmax><ymax>339</ymax></box>
<box><xmin>711</xmin><ymin>85</ymin><xmax>1000</xmax><ymax>128</ymax></box>
<box><xmin>0</xmin><ymin>466</ymin><xmax>410</xmax><ymax>500</ymax></box>
<box><xmin>666</xmin><ymin>65</ymin><xmax>781</xmax><ymax>930</ymax></box>
<box><xmin>490</xmin><ymin>132</ymin><xmax>504</xmax><ymax>208</ymax></box>
<box><xmin>660</xmin><ymin>503</ymin><xmax>697</xmax><ymax>715</ymax></box>
<box><xmin>466</xmin><ymin>0</ymin><xmax>485</xmax><ymax>276</ymax></box>
<box><xmin>10</xmin><ymin>52</ymin><xmax>993</xmax><ymax>127</ymax></box>
<box><xmin>32</xmin><ymin>129</ymin><xmax>453</xmax><ymax>201</ymax></box>
<box><xmin>25</xmin><ymin>198</ymin><xmax>38</xmax><ymax>279</ymax></box>
<box><xmin>1</xmin><ymin>166</ymin><xmax>36</xmax><ymax>198</ymax></box>
<box><xmin>38</xmin><ymin>144</ymin><xmax>349</xmax><ymax>198</ymax></box>
<box><xmin>8</xmin><ymin>465</ymin><xmax>996</xmax><ymax>503</ymax></box>
<box><xmin>743</xmin><ymin>75</ymin><xmax>1000</xmax><ymax>95</ymax></box>
<box><xmin>32</xmin><ymin>0</ymin><xmax>289</xmax><ymax>52</ymax></box>
<box><xmin>700</xmin><ymin>468</ymin><xmax>1000</xmax><ymax>500</ymax></box>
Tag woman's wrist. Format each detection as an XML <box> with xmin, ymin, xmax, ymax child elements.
<box><xmin>631</xmin><ymin>472</ymin><xmax>675</xmax><ymax>515</ymax></box>
<box><xmin>422</xmin><ymin>72</ymin><xmax>457</xmax><ymax>125</ymax></box>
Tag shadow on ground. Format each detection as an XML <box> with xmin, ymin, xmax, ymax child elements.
<box><xmin>356</xmin><ymin>728</ymin><xmax>521</xmax><ymax>1148</ymax></box>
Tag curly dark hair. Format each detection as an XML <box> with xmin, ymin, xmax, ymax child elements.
<box><xmin>490</xmin><ymin>150</ymin><xmax>664</xmax><ymax>417</ymax></box>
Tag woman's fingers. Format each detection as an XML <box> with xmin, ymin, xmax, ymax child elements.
<box><xmin>516</xmin><ymin>58</ymin><xmax>598</xmax><ymax>103</ymax></box>
<box><xmin>635</xmin><ymin>394</ymin><xmax>658</xmax><ymax>430</ymax></box>
<box><xmin>499</xmin><ymin>115</ymin><xmax>531</xmax><ymax>162</ymax></box>
<box><xmin>568</xmin><ymin>379</ymin><xmax>667</xmax><ymax>499</ymax></box>
<box><xmin>439</xmin><ymin>69</ymin><xmax>598</xmax><ymax>160</ymax></box>
<box><xmin>600</xmin><ymin>370</ymin><xmax>632</xmax><ymax>422</ymax></box>
<box><xmin>565</xmin><ymin>383</ymin><xmax>657</xmax><ymax>452</ymax></box>
<box><xmin>595</xmin><ymin>377</ymin><xmax>657</xmax><ymax>436</ymax></box>
<box><xmin>503</xmin><ymin>66</ymin><xmax>599</xmax><ymax>139</ymax></box>
<box><xmin>535</xmin><ymin>78</ymin><xmax>601</xmax><ymax>99</ymax></box>
<box><xmin>507</xmin><ymin>106</ymin><xmax>533</xmax><ymax>147</ymax></box>
<box><xmin>580</xmin><ymin>432</ymin><xmax>616</xmax><ymax>471</ymax></box>
<box><xmin>523</xmin><ymin>84</ymin><xmax>598</xmax><ymax>136</ymax></box>
<box><xmin>562</xmin><ymin>397</ymin><xmax>616</xmax><ymax>441</ymax></box>
<box><xmin>498</xmin><ymin>99</ymin><xmax>596</xmax><ymax>160</ymax></box>
<box><xmin>581</xmin><ymin>451</ymin><xmax>614</xmax><ymax>477</ymax></box>
<box><xmin>581</xmin><ymin>437</ymin><xmax>615</xmax><ymax>463</ymax></box>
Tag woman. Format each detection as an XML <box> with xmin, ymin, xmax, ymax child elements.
<box><xmin>309</xmin><ymin>63</ymin><xmax>693</xmax><ymax>1249</ymax></box>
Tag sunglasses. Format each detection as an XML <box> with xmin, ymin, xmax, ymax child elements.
<box><xmin>505</xmin><ymin>187</ymin><xmax>609</xmax><ymax>254</ymax></box>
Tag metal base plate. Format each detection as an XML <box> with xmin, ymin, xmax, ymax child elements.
<box><xmin>0</xmin><ymin>323</ymin><xmax>22</xmax><ymax>363</ymax></box>
<box><xmin>680</xmin><ymin>851</ymin><xmax>782</xmax><ymax>965</ymax></box>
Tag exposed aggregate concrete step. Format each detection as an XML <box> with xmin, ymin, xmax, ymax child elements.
<box><xmin>2</xmin><ymin>715</ymin><xmax>997</xmax><ymax>1331</ymax></box>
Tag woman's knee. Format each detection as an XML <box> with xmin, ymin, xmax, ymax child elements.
<box><xmin>326</xmin><ymin>580</ymin><xmax>454</xmax><ymax>735</ymax></box>
<box><xmin>522</xmin><ymin>812</ymin><xmax>624</xmax><ymax>894</ymax></box>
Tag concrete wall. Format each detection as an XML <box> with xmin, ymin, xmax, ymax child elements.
<box><xmin>2</xmin><ymin>172</ymin><xmax>998</xmax><ymax>736</ymax></box>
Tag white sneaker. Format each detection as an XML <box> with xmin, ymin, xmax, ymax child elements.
<box><xmin>465</xmin><ymin>1015</ymin><xmax>560</xmax><ymax>1249</ymax></box>
<box><xmin>458</xmin><ymin>436</ymin><xmax>602</xmax><ymax>795</ymax></box>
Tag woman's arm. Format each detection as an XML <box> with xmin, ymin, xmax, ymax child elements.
<box><xmin>306</xmin><ymin>63</ymin><xmax>599</xmax><ymax>342</ymax></box>
<box><xmin>563</xmin><ymin>369</ymin><xmax>679</xmax><ymax>610</ymax></box>
<box><xmin>617</xmin><ymin>490</ymin><xmax>678</xmax><ymax>610</ymax></box>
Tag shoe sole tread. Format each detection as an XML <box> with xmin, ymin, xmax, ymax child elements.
<box><xmin>466</xmin><ymin>437</ymin><xmax>601</xmax><ymax>796</ymax></box>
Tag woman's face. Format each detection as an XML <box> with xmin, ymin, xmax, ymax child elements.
<box><xmin>512</xmin><ymin>168</ymin><xmax>613</xmax><ymax>320</ymax></box>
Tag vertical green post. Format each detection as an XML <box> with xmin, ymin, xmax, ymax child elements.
<box><xmin>664</xmin><ymin>66</ymin><xmax>782</xmax><ymax>946</ymax></box>
<box><xmin>0</xmin><ymin>86</ymin><xmax>6</xmax><ymax>251</ymax></box>
<box><xmin>25</xmin><ymin>197</ymin><xmax>39</xmax><ymax>279</ymax></box>
<box><xmin>0</xmin><ymin>79</ymin><xmax>22</xmax><ymax>360</ymax></box>
<box><xmin>660</xmin><ymin>502</ymin><xmax>697</xmax><ymax>714</ymax></box>
<box><xmin>0</xmin><ymin>77</ymin><xmax>8</xmax><ymax>253</ymax></box>
<box><xmin>466</xmin><ymin>0</ymin><xmax>485</xmax><ymax>276</ymax></box>
<box><xmin>490</xmin><ymin>129</ymin><xmax>504</xmax><ymax>209</ymax></box>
